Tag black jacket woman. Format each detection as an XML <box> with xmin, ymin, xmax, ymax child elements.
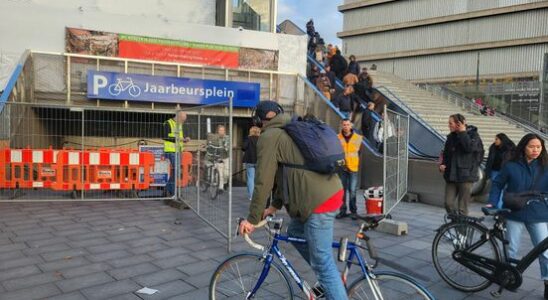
<box><xmin>485</xmin><ymin>133</ymin><xmax>516</xmax><ymax>207</ymax></box>
<box><xmin>488</xmin><ymin>133</ymin><xmax>548</xmax><ymax>296</ymax></box>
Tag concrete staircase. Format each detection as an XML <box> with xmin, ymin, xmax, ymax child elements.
<box><xmin>371</xmin><ymin>71</ymin><xmax>530</xmax><ymax>154</ymax></box>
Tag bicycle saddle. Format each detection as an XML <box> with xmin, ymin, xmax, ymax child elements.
<box><xmin>355</xmin><ymin>214</ymin><xmax>385</xmax><ymax>224</ymax></box>
<box><xmin>481</xmin><ymin>207</ymin><xmax>511</xmax><ymax>216</ymax></box>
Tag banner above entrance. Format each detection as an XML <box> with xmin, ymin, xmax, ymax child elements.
<box><xmin>87</xmin><ymin>70</ymin><xmax>260</xmax><ymax>107</ymax></box>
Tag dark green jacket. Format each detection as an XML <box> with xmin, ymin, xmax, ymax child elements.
<box><xmin>247</xmin><ymin>114</ymin><xmax>343</xmax><ymax>224</ymax></box>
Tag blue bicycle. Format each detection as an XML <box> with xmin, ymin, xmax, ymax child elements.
<box><xmin>209</xmin><ymin>214</ymin><xmax>435</xmax><ymax>299</ymax></box>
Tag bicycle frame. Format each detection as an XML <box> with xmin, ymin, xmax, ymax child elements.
<box><xmin>452</xmin><ymin>215</ymin><xmax>548</xmax><ymax>291</ymax></box>
<box><xmin>247</xmin><ymin>232</ymin><xmax>381</xmax><ymax>300</ymax></box>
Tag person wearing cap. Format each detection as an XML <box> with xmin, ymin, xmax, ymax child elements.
<box><xmin>239</xmin><ymin>101</ymin><xmax>347</xmax><ymax>300</ymax></box>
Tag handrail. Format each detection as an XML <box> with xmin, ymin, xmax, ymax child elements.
<box><xmin>31</xmin><ymin>50</ymin><xmax>298</xmax><ymax>77</ymax></box>
<box><xmin>421</xmin><ymin>83</ymin><xmax>548</xmax><ymax>140</ymax></box>
<box><xmin>375</xmin><ymin>85</ymin><xmax>446</xmax><ymax>141</ymax></box>
<box><xmin>298</xmin><ymin>74</ymin><xmax>382</xmax><ymax>156</ymax></box>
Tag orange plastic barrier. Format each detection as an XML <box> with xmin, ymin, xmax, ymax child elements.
<box><xmin>177</xmin><ymin>151</ymin><xmax>193</xmax><ymax>188</ymax></box>
<box><xmin>0</xmin><ymin>148</ymin><xmax>59</xmax><ymax>189</ymax></box>
<box><xmin>51</xmin><ymin>149</ymin><xmax>155</xmax><ymax>193</ymax></box>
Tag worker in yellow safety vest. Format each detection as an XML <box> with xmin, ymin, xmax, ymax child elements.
<box><xmin>336</xmin><ymin>118</ymin><xmax>363</xmax><ymax>220</ymax></box>
<box><xmin>163</xmin><ymin>111</ymin><xmax>190</xmax><ymax>197</ymax></box>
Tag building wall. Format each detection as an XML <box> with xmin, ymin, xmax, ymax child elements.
<box><xmin>339</xmin><ymin>0</ymin><xmax>548</xmax><ymax>82</ymax></box>
<box><xmin>0</xmin><ymin>0</ymin><xmax>306</xmax><ymax>84</ymax></box>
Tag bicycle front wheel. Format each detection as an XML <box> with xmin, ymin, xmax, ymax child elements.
<box><xmin>347</xmin><ymin>271</ymin><xmax>434</xmax><ymax>300</ymax></box>
<box><xmin>209</xmin><ymin>253</ymin><xmax>294</xmax><ymax>300</ymax></box>
<box><xmin>209</xmin><ymin>168</ymin><xmax>220</xmax><ymax>200</ymax></box>
<box><xmin>432</xmin><ymin>221</ymin><xmax>500</xmax><ymax>292</ymax></box>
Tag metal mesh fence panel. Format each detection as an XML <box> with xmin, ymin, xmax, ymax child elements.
<box><xmin>383</xmin><ymin>107</ymin><xmax>409</xmax><ymax>215</ymax></box>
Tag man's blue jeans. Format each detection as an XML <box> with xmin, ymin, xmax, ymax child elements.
<box><xmin>287</xmin><ymin>211</ymin><xmax>348</xmax><ymax>300</ymax></box>
<box><xmin>506</xmin><ymin>220</ymin><xmax>548</xmax><ymax>280</ymax></box>
<box><xmin>340</xmin><ymin>171</ymin><xmax>358</xmax><ymax>214</ymax></box>
<box><xmin>244</xmin><ymin>163</ymin><xmax>256</xmax><ymax>200</ymax></box>
<box><xmin>165</xmin><ymin>152</ymin><xmax>176</xmax><ymax>197</ymax></box>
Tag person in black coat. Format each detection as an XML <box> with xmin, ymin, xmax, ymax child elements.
<box><xmin>242</xmin><ymin>126</ymin><xmax>260</xmax><ymax>201</ymax></box>
<box><xmin>485</xmin><ymin>133</ymin><xmax>515</xmax><ymax>179</ymax></box>
<box><xmin>439</xmin><ymin>114</ymin><xmax>484</xmax><ymax>215</ymax></box>
<box><xmin>360</xmin><ymin>102</ymin><xmax>376</xmax><ymax>143</ymax></box>
<box><xmin>347</xmin><ymin>55</ymin><xmax>360</xmax><ymax>75</ymax></box>
<box><xmin>329</xmin><ymin>49</ymin><xmax>348</xmax><ymax>80</ymax></box>
<box><xmin>333</xmin><ymin>86</ymin><xmax>354</xmax><ymax>119</ymax></box>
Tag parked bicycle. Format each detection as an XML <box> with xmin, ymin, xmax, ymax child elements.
<box><xmin>432</xmin><ymin>196</ymin><xmax>548</xmax><ymax>297</ymax></box>
<box><xmin>200</xmin><ymin>155</ymin><xmax>222</xmax><ymax>200</ymax></box>
<box><xmin>209</xmin><ymin>214</ymin><xmax>435</xmax><ymax>299</ymax></box>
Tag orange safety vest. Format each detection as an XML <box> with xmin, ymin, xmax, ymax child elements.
<box><xmin>338</xmin><ymin>132</ymin><xmax>363</xmax><ymax>172</ymax></box>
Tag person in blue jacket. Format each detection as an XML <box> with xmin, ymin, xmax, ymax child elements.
<box><xmin>487</xmin><ymin>133</ymin><xmax>548</xmax><ymax>297</ymax></box>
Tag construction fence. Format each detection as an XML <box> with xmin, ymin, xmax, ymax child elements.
<box><xmin>383</xmin><ymin>107</ymin><xmax>410</xmax><ymax>215</ymax></box>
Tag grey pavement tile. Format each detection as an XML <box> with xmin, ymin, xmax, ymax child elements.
<box><xmin>41</xmin><ymin>249</ymin><xmax>88</xmax><ymax>262</ymax></box>
<box><xmin>0</xmin><ymin>256</ymin><xmax>42</xmax><ymax>270</ymax></box>
<box><xmin>0</xmin><ymin>265</ymin><xmax>42</xmax><ymax>282</ymax></box>
<box><xmin>12</xmin><ymin>226</ymin><xmax>53</xmax><ymax>236</ymax></box>
<box><xmin>80</xmin><ymin>279</ymin><xmax>141</xmax><ymax>300</ymax></box>
<box><xmin>148</xmin><ymin>247</ymin><xmax>190</xmax><ymax>259</ymax></box>
<box><xmin>152</xmin><ymin>254</ymin><xmax>198</xmax><ymax>269</ymax></box>
<box><xmin>23</xmin><ymin>243</ymin><xmax>72</xmax><ymax>256</ymax></box>
<box><xmin>107</xmin><ymin>254</ymin><xmax>153</xmax><ymax>268</ymax></box>
<box><xmin>182</xmin><ymin>271</ymin><xmax>213</xmax><ymax>289</ymax></box>
<box><xmin>55</xmin><ymin>272</ymin><xmax>115</xmax><ymax>293</ymax></box>
<box><xmin>27</xmin><ymin>237</ymin><xmax>69</xmax><ymax>248</ymax></box>
<box><xmin>139</xmin><ymin>280</ymin><xmax>195</xmax><ymax>300</ymax></box>
<box><xmin>127</xmin><ymin>237</ymin><xmax>166</xmax><ymax>248</ymax></box>
<box><xmin>66</xmin><ymin>231</ymin><xmax>107</xmax><ymax>242</ymax></box>
<box><xmin>176</xmin><ymin>260</ymin><xmax>219</xmax><ymax>277</ymax></box>
<box><xmin>107</xmin><ymin>294</ymin><xmax>142</xmax><ymax>300</ymax></box>
<box><xmin>129</xmin><ymin>243</ymin><xmax>170</xmax><ymax>255</ymax></box>
<box><xmin>107</xmin><ymin>262</ymin><xmax>161</xmax><ymax>280</ymax></box>
<box><xmin>45</xmin><ymin>292</ymin><xmax>88</xmax><ymax>300</ymax></box>
<box><xmin>107</xmin><ymin>232</ymin><xmax>146</xmax><ymax>243</ymax></box>
<box><xmin>87</xmin><ymin>250</ymin><xmax>131</xmax><ymax>263</ymax></box>
<box><xmin>0</xmin><ymin>283</ymin><xmax>61</xmax><ymax>300</ymax></box>
<box><xmin>0</xmin><ymin>250</ymin><xmax>25</xmax><ymax>261</ymax></box>
<box><xmin>85</xmin><ymin>242</ymin><xmax>128</xmax><ymax>254</ymax></box>
<box><xmin>104</xmin><ymin>226</ymin><xmax>142</xmax><ymax>236</ymax></box>
<box><xmin>12</xmin><ymin>232</ymin><xmax>56</xmax><ymax>242</ymax></box>
<box><xmin>56</xmin><ymin>262</ymin><xmax>111</xmax><ymax>279</ymax></box>
<box><xmin>39</xmin><ymin>257</ymin><xmax>91</xmax><ymax>272</ymax></box>
<box><xmin>170</xmin><ymin>287</ymin><xmax>208</xmax><ymax>299</ymax></box>
<box><xmin>132</xmin><ymin>269</ymin><xmax>187</xmax><ymax>287</ymax></box>
<box><xmin>0</xmin><ymin>243</ymin><xmax>27</xmax><ymax>253</ymax></box>
<box><xmin>2</xmin><ymin>271</ymin><xmax>63</xmax><ymax>291</ymax></box>
<box><xmin>54</xmin><ymin>228</ymin><xmax>92</xmax><ymax>237</ymax></box>
<box><xmin>68</xmin><ymin>238</ymin><xmax>111</xmax><ymax>248</ymax></box>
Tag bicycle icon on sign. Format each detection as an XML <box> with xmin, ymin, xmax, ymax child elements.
<box><xmin>108</xmin><ymin>77</ymin><xmax>141</xmax><ymax>97</ymax></box>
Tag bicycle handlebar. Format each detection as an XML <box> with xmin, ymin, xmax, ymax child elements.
<box><xmin>238</xmin><ymin>218</ymin><xmax>269</xmax><ymax>251</ymax></box>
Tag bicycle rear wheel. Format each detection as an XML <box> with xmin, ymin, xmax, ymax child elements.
<box><xmin>347</xmin><ymin>271</ymin><xmax>434</xmax><ymax>300</ymax></box>
<box><xmin>209</xmin><ymin>253</ymin><xmax>293</xmax><ymax>300</ymax></box>
<box><xmin>432</xmin><ymin>221</ymin><xmax>500</xmax><ymax>292</ymax></box>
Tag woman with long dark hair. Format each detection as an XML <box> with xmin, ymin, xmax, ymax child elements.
<box><xmin>488</xmin><ymin>133</ymin><xmax>548</xmax><ymax>297</ymax></box>
<box><xmin>486</xmin><ymin>133</ymin><xmax>516</xmax><ymax>208</ymax></box>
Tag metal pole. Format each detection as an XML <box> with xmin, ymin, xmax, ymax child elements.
<box><xmin>396</xmin><ymin>115</ymin><xmax>400</xmax><ymax>202</ymax></box>
<box><xmin>476</xmin><ymin>52</ymin><xmax>480</xmax><ymax>91</ymax></box>
<box><xmin>66</xmin><ymin>56</ymin><xmax>71</xmax><ymax>104</ymax></box>
<box><xmin>175</xmin><ymin>120</ymin><xmax>180</xmax><ymax>202</ymax></box>
<box><xmin>81</xmin><ymin>108</ymin><xmax>85</xmax><ymax>200</ymax></box>
<box><xmin>228</xmin><ymin>96</ymin><xmax>233</xmax><ymax>253</ymax></box>
<box><xmin>197</xmin><ymin>113</ymin><xmax>201</xmax><ymax>214</ymax></box>
<box><xmin>382</xmin><ymin>105</ymin><xmax>387</xmax><ymax>215</ymax></box>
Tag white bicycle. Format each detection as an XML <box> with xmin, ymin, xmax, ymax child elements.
<box><xmin>108</xmin><ymin>78</ymin><xmax>141</xmax><ymax>97</ymax></box>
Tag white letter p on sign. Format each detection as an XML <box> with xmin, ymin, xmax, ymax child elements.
<box><xmin>92</xmin><ymin>75</ymin><xmax>108</xmax><ymax>95</ymax></box>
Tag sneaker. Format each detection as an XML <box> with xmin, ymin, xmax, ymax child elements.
<box><xmin>350</xmin><ymin>213</ymin><xmax>357</xmax><ymax>220</ymax></box>
<box><xmin>336</xmin><ymin>212</ymin><xmax>348</xmax><ymax>219</ymax></box>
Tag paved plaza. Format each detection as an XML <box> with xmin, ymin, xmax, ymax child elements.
<box><xmin>0</xmin><ymin>188</ymin><xmax>545</xmax><ymax>300</ymax></box>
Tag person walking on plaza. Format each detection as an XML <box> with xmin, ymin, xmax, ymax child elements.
<box><xmin>242</xmin><ymin>126</ymin><xmax>260</xmax><ymax>201</ymax></box>
<box><xmin>206</xmin><ymin>125</ymin><xmax>230</xmax><ymax>192</ymax></box>
<box><xmin>163</xmin><ymin>111</ymin><xmax>190</xmax><ymax>197</ymax></box>
<box><xmin>239</xmin><ymin>101</ymin><xmax>348</xmax><ymax>300</ymax></box>
<box><xmin>487</xmin><ymin>133</ymin><xmax>548</xmax><ymax>298</ymax></box>
<box><xmin>336</xmin><ymin>119</ymin><xmax>363</xmax><ymax>220</ymax></box>
<box><xmin>485</xmin><ymin>133</ymin><xmax>516</xmax><ymax>208</ymax></box>
<box><xmin>439</xmin><ymin>114</ymin><xmax>484</xmax><ymax>215</ymax></box>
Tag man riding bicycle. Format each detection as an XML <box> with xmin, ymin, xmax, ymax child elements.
<box><xmin>238</xmin><ymin>101</ymin><xmax>348</xmax><ymax>300</ymax></box>
<box><xmin>205</xmin><ymin>125</ymin><xmax>230</xmax><ymax>192</ymax></box>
